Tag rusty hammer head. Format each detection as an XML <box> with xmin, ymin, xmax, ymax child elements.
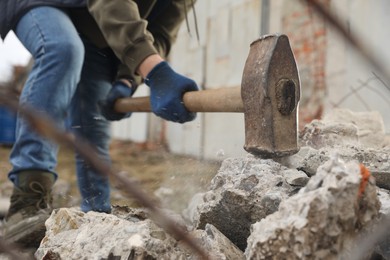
<box><xmin>241</xmin><ymin>34</ymin><xmax>301</xmax><ymax>158</ymax></box>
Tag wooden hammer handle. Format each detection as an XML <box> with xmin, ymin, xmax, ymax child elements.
<box><xmin>114</xmin><ymin>86</ymin><xmax>244</xmax><ymax>113</ymax></box>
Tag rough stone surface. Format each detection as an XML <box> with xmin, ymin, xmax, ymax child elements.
<box><xmin>323</xmin><ymin>109</ymin><xmax>389</xmax><ymax>148</ymax></box>
<box><xmin>35</xmin><ymin>206</ymin><xmax>245</xmax><ymax>260</ymax></box>
<box><xmin>378</xmin><ymin>188</ymin><xmax>390</xmax><ymax>216</ymax></box>
<box><xmin>188</xmin><ymin>224</ymin><xmax>245</xmax><ymax>260</ymax></box>
<box><xmin>36</xmin><ymin>207</ymin><xmax>187</xmax><ymax>259</ymax></box>
<box><xmin>299</xmin><ymin>119</ymin><xmax>359</xmax><ymax>149</ymax></box>
<box><xmin>374</xmin><ymin>188</ymin><xmax>390</xmax><ymax>259</ymax></box>
<box><xmin>16</xmin><ymin>109</ymin><xmax>390</xmax><ymax>259</ymax></box>
<box><xmin>284</xmin><ymin>169</ymin><xmax>310</xmax><ymax>187</ymax></box>
<box><xmin>281</xmin><ymin>145</ymin><xmax>390</xmax><ymax>190</ymax></box>
<box><xmin>245</xmin><ymin>155</ymin><xmax>381</xmax><ymax>260</ymax></box>
<box><xmin>300</xmin><ymin>109</ymin><xmax>388</xmax><ymax>149</ymax></box>
<box><xmin>187</xmin><ymin>157</ymin><xmax>308</xmax><ymax>251</ymax></box>
<box><xmin>291</xmin><ymin>109</ymin><xmax>390</xmax><ymax>190</ymax></box>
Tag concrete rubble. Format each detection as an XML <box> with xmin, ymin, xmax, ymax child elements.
<box><xmin>15</xmin><ymin>108</ymin><xmax>390</xmax><ymax>259</ymax></box>
<box><xmin>281</xmin><ymin>145</ymin><xmax>390</xmax><ymax>190</ymax></box>
<box><xmin>245</xmin><ymin>155</ymin><xmax>380</xmax><ymax>259</ymax></box>
<box><xmin>35</xmin><ymin>207</ymin><xmax>244</xmax><ymax>260</ymax></box>
<box><xmin>184</xmin><ymin>157</ymin><xmax>309</xmax><ymax>251</ymax></box>
<box><xmin>284</xmin><ymin>109</ymin><xmax>390</xmax><ymax>189</ymax></box>
<box><xmin>35</xmin><ymin>207</ymin><xmax>186</xmax><ymax>259</ymax></box>
<box><xmin>299</xmin><ymin>109</ymin><xmax>389</xmax><ymax>149</ymax></box>
<box><xmin>375</xmin><ymin>189</ymin><xmax>390</xmax><ymax>259</ymax></box>
<box><xmin>187</xmin><ymin>224</ymin><xmax>246</xmax><ymax>260</ymax></box>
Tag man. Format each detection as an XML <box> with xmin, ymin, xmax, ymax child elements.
<box><xmin>90</xmin><ymin>0</ymin><xmax>199</xmax><ymax>124</ymax></box>
<box><xmin>1</xmin><ymin>0</ymin><xmax>198</xmax><ymax>247</ymax></box>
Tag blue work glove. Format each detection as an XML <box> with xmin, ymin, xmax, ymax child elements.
<box><xmin>99</xmin><ymin>80</ymin><xmax>136</xmax><ymax>121</ymax></box>
<box><xmin>144</xmin><ymin>61</ymin><xmax>199</xmax><ymax>123</ymax></box>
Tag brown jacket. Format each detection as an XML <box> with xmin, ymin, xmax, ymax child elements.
<box><xmin>86</xmin><ymin>0</ymin><xmax>195</xmax><ymax>79</ymax></box>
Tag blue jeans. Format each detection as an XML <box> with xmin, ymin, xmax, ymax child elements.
<box><xmin>9</xmin><ymin>6</ymin><xmax>117</xmax><ymax>213</ymax></box>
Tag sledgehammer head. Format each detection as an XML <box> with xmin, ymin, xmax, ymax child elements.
<box><xmin>241</xmin><ymin>34</ymin><xmax>300</xmax><ymax>158</ymax></box>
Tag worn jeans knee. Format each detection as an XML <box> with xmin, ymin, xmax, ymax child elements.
<box><xmin>9</xmin><ymin>6</ymin><xmax>84</xmax><ymax>182</ymax></box>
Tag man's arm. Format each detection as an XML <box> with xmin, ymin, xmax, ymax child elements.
<box><xmin>87</xmin><ymin>0</ymin><xmax>158</xmax><ymax>76</ymax></box>
<box><xmin>88</xmin><ymin>0</ymin><xmax>199</xmax><ymax>123</ymax></box>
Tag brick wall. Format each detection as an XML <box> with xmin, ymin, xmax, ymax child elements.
<box><xmin>281</xmin><ymin>0</ymin><xmax>330</xmax><ymax>128</ymax></box>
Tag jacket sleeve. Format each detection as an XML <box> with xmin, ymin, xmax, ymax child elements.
<box><xmin>147</xmin><ymin>0</ymin><xmax>196</xmax><ymax>58</ymax></box>
<box><xmin>87</xmin><ymin>0</ymin><xmax>158</xmax><ymax>76</ymax></box>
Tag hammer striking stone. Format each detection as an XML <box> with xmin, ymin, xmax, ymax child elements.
<box><xmin>114</xmin><ymin>34</ymin><xmax>301</xmax><ymax>158</ymax></box>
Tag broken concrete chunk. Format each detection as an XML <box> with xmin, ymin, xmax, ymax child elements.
<box><xmin>188</xmin><ymin>224</ymin><xmax>245</xmax><ymax>260</ymax></box>
<box><xmin>187</xmin><ymin>156</ymin><xmax>307</xmax><ymax>251</ymax></box>
<box><xmin>299</xmin><ymin>119</ymin><xmax>359</xmax><ymax>149</ymax></box>
<box><xmin>284</xmin><ymin>169</ymin><xmax>309</xmax><ymax>186</ymax></box>
<box><xmin>245</xmin><ymin>156</ymin><xmax>380</xmax><ymax>259</ymax></box>
<box><xmin>35</xmin><ymin>206</ymin><xmax>244</xmax><ymax>260</ymax></box>
<box><xmin>378</xmin><ymin>188</ymin><xmax>390</xmax><ymax>216</ymax></box>
<box><xmin>371</xmin><ymin>171</ymin><xmax>390</xmax><ymax>191</ymax></box>
<box><xmin>301</xmin><ymin>108</ymin><xmax>388</xmax><ymax>149</ymax></box>
<box><xmin>323</xmin><ymin>109</ymin><xmax>387</xmax><ymax>148</ymax></box>
<box><xmin>282</xmin><ymin>145</ymin><xmax>390</xmax><ymax>190</ymax></box>
<box><xmin>294</xmin><ymin>109</ymin><xmax>390</xmax><ymax>190</ymax></box>
<box><xmin>36</xmin><ymin>207</ymin><xmax>187</xmax><ymax>259</ymax></box>
<box><xmin>374</xmin><ymin>189</ymin><xmax>390</xmax><ymax>259</ymax></box>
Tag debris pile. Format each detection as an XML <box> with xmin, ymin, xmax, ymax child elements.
<box><xmin>245</xmin><ymin>157</ymin><xmax>380</xmax><ymax>259</ymax></box>
<box><xmin>185</xmin><ymin>157</ymin><xmax>309</xmax><ymax>251</ymax></box>
<box><xmin>10</xmin><ymin>109</ymin><xmax>390</xmax><ymax>259</ymax></box>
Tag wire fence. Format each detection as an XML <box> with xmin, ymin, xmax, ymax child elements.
<box><xmin>331</xmin><ymin>72</ymin><xmax>390</xmax><ymax>110</ymax></box>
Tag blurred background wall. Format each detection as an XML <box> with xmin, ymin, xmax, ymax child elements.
<box><xmin>112</xmin><ymin>0</ymin><xmax>390</xmax><ymax>159</ymax></box>
<box><xmin>1</xmin><ymin>0</ymin><xmax>389</xmax><ymax>159</ymax></box>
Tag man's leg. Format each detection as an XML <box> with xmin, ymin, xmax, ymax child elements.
<box><xmin>4</xmin><ymin>6</ymin><xmax>84</xmax><ymax>247</ymax></box>
<box><xmin>69</xmin><ymin>38</ymin><xmax>117</xmax><ymax>213</ymax></box>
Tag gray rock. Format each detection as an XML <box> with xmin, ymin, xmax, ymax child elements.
<box><xmin>372</xmin><ymin>171</ymin><xmax>390</xmax><ymax>191</ymax></box>
<box><xmin>323</xmin><ymin>109</ymin><xmax>388</xmax><ymax>148</ymax></box>
<box><xmin>35</xmin><ymin>206</ymin><xmax>243</xmax><ymax>260</ymax></box>
<box><xmin>300</xmin><ymin>108</ymin><xmax>388</xmax><ymax>149</ymax></box>
<box><xmin>187</xmin><ymin>156</ymin><xmax>307</xmax><ymax>251</ymax></box>
<box><xmin>35</xmin><ymin>207</ymin><xmax>188</xmax><ymax>259</ymax></box>
<box><xmin>284</xmin><ymin>169</ymin><xmax>309</xmax><ymax>186</ymax></box>
<box><xmin>245</xmin><ymin>156</ymin><xmax>381</xmax><ymax>259</ymax></box>
<box><xmin>299</xmin><ymin>119</ymin><xmax>359</xmax><ymax>149</ymax></box>
<box><xmin>281</xmin><ymin>145</ymin><xmax>390</xmax><ymax>190</ymax></box>
<box><xmin>31</xmin><ymin>109</ymin><xmax>390</xmax><ymax>259</ymax></box>
<box><xmin>286</xmin><ymin>109</ymin><xmax>390</xmax><ymax>190</ymax></box>
<box><xmin>374</xmin><ymin>189</ymin><xmax>390</xmax><ymax>259</ymax></box>
<box><xmin>188</xmin><ymin>224</ymin><xmax>245</xmax><ymax>260</ymax></box>
<box><xmin>378</xmin><ymin>188</ymin><xmax>390</xmax><ymax>216</ymax></box>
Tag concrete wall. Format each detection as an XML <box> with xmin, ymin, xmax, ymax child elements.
<box><xmin>325</xmin><ymin>0</ymin><xmax>390</xmax><ymax>131</ymax></box>
<box><xmin>111</xmin><ymin>0</ymin><xmax>390</xmax><ymax>159</ymax></box>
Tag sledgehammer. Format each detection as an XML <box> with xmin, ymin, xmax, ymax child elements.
<box><xmin>114</xmin><ymin>34</ymin><xmax>301</xmax><ymax>158</ymax></box>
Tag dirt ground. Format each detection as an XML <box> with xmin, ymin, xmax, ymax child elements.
<box><xmin>0</xmin><ymin>140</ymin><xmax>221</xmax><ymax>214</ymax></box>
